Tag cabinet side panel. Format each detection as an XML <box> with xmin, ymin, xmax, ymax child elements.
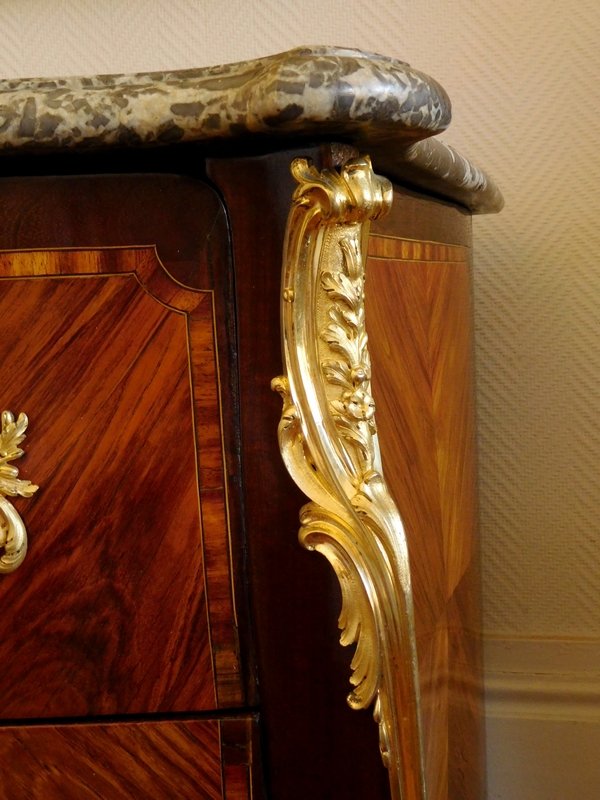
<box><xmin>367</xmin><ymin>193</ymin><xmax>484</xmax><ymax>800</ymax></box>
<box><xmin>369</xmin><ymin>185</ymin><xmax>471</xmax><ymax>247</ymax></box>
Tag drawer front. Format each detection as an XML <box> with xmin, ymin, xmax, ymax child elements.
<box><xmin>0</xmin><ymin>715</ymin><xmax>260</xmax><ymax>799</ymax></box>
<box><xmin>0</xmin><ymin>247</ymin><xmax>233</xmax><ymax>718</ymax></box>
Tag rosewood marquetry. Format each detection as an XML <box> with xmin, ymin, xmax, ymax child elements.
<box><xmin>0</xmin><ymin>151</ymin><xmax>485</xmax><ymax>800</ymax></box>
<box><xmin>0</xmin><ymin>718</ymin><xmax>223</xmax><ymax>799</ymax></box>
<box><xmin>366</xmin><ymin>233</ymin><xmax>484</xmax><ymax>800</ymax></box>
<box><xmin>0</xmin><ymin>175</ymin><xmax>248</xmax><ymax>711</ymax></box>
<box><xmin>0</xmin><ymin>248</ymin><xmax>231</xmax><ymax>718</ymax></box>
<box><xmin>221</xmin><ymin>716</ymin><xmax>263</xmax><ymax>799</ymax></box>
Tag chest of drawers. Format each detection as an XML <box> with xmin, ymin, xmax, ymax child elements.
<box><xmin>0</xmin><ymin>46</ymin><xmax>501</xmax><ymax>800</ymax></box>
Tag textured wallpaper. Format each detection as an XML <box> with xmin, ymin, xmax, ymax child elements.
<box><xmin>2</xmin><ymin>0</ymin><xmax>600</xmax><ymax>641</ymax></box>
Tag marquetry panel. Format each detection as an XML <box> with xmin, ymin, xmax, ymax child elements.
<box><xmin>0</xmin><ymin>719</ymin><xmax>223</xmax><ymax>799</ymax></box>
<box><xmin>220</xmin><ymin>717</ymin><xmax>262</xmax><ymax>799</ymax></box>
<box><xmin>0</xmin><ymin>247</ymin><xmax>241</xmax><ymax>716</ymax></box>
<box><xmin>365</xmin><ymin>233</ymin><xmax>483</xmax><ymax>800</ymax></box>
<box><xmin>0</xmin><ymin>173</ymin><xmax>248</xmax><ymax>708</ymax></box>
<box><xmin>367</xmin><ymin>236</ymin><xmax>467</xmax><ymax>264</ymax></box>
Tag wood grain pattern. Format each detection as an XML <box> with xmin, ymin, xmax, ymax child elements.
<box><xmin>220</xmin><ymin>717</ymin><xmax>262</xmax><ymax>800</ymax></box>
<box><xmin>0</xmin><ymin>174</ymin><xmax>230</xmax><ymax>291</ymax></box>
<box><xmin>447</xmin><ymin>560</ymin><xmax>485</xmax><ymax>799</ymax></box>
<box><xmin>365</xmin><ymin>232</ymin><xmax>484</xmax><ymax>800</ymax></box>
<box><xmin>0</xmin><ymin>718</ymin><xmax>223</xmax><ymax>799</ymax></box>
<box><xmin>0</xmin><ymin>174</ymin><xmax>249</xmax><ymax>709</ymax></box>
<box><xmin>190</xmin><ymin>305</ymin><xmax>244</xmax><ymax>707</ymax></box>
<box><xmin>208</xmin><ymin>150</ymin><xmax>393</xmax><ymax>800</ymax></box>
<box><xmin>368</xmin><ymin>236</ymin><xmax>467</xmax><ymax>264</ymax></box>
<box><xmin>0</xmin><ymin>247</ymin><xmax>239</xmax><ymax>717</ymax></box>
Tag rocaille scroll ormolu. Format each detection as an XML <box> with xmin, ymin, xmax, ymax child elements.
<box><xmin>0</xmin><ymin>411</ymin><xmax>38</xmax><ymax>574</ymax></box>
<box><xmin>272</xmin><ymin>156</ymin><xmax>426</xmax><ymax>800</ymax></box>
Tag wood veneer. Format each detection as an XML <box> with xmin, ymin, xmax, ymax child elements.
<box><xmin>0</xmin><ymin>174</ymin><xmax>250</xmax><ymax>710</ymax></box>
<box><xmin>221</xmin><ymin>716</ymin><xmax>263</xmax><ymax>799</ymax></box>
<box><xmin>366</xmin><ymin>232</ymin><xmax>484</xmax><ymax>800</ymax></box>
<box><xmin>208</xmin><ymin>149</ymin><xmax>484</xmax><ymax>800</ymax></box>
<box><xmin>0</xmin><ymin>156</ymin><xmax>484</xmax><ymax>800</ymax></box>
<box><xmin>0</xmin><ymin>718</ymin><xmax>223</xmax><ymax>799</ymax></box>
<box><xmin>370</xmin><ymin>187</ymin><xmax>471</xmax><ymax>247</ymax></box>
<box><xmin>0</xmin><ymin>246</ymin><xmax>241</xmax><ymax>717</ymax></box>
<box><xmin>0</xmin><ymin>714</ymin><xmax>261</xmax><ymax>800</ymax></box>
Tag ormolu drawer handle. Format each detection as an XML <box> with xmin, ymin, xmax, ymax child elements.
<box><xmin>0</xmin><ymin>411</ymin><xmax>38</xmax><ymax>574</ymax></box>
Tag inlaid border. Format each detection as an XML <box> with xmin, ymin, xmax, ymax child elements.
<box><xmin>0</xmin><ymin>246</ymin><xmax>243</xmax><ymax>708</ymax></box>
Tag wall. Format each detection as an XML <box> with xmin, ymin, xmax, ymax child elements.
<box><xmin>2</xmin><ymin>2</ymin><xmax>600</xmax><ymax>796</ymax></box>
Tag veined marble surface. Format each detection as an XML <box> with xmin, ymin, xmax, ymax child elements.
<box><xmin>0</xmin><ymin>46</ymin><xmax>502</xmax><ymax>213</ymax></box>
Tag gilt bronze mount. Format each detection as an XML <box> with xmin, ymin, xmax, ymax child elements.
<box><xmin>272</xmin><ymin>156</ymin><xmax>426</xmax><ymax>800</ymax></box>
<box><xmin>0</xmin><ymin>411</ymin><xmax>38</xmax><ymax>574</ymax></box>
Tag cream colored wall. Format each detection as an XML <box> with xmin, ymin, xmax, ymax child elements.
<box><xmin>2</xmin><ymin>1</ymin><xmax>600</xmax><ymax>797</ymax></box>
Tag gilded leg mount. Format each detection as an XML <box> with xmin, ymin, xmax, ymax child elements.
<box><xmin>272</xmin><ymin>156</ymin><xmax>426</xmax><ymax>800</ymax></box>
<box><xmin>0</xmin><ymin>411</ymin><xmax>38</xmax><ymax>574</ymax></box>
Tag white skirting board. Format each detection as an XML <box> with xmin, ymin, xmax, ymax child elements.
<box><xmin>484</xmin><ymin>637</ymin><xmax>600</xmax><ymax>799</ymax></box>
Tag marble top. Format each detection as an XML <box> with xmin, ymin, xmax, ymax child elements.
<box><xmin>0</xmin><ymin>46</ymin><xmax>502</xmax><ymax>214</ymax></box>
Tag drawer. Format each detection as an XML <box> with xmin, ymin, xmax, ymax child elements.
<box><xmin>0</xmin><ymin>174</ymin><xmax>247</xmax><ymax>719</ymax></box>
<box><xmin>0</xmin><ymin>714</ymin><xmax>260</xmax><ymax>799</ymax></box>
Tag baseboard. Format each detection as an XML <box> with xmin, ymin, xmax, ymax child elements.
<box><xmin>484</xmin><ymin>636</ymin><xmax>600</xmax><ymax>721</ymax></box>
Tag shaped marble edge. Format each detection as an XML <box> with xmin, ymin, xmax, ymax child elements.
<box><xmin>373</xmin><ymin>137</ymin><xmax>504</xmax><ymax>214</ymax></box>
<box><xmin>0</xmin><ymin>45</ymin><xmax>503</xmax><ymax>214</ymax></box>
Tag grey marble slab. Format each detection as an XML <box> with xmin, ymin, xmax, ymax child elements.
<box><xmin>0</xmin><ymin>46</ymin><xmax>502</xmax><ymax>213</ymax></box>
